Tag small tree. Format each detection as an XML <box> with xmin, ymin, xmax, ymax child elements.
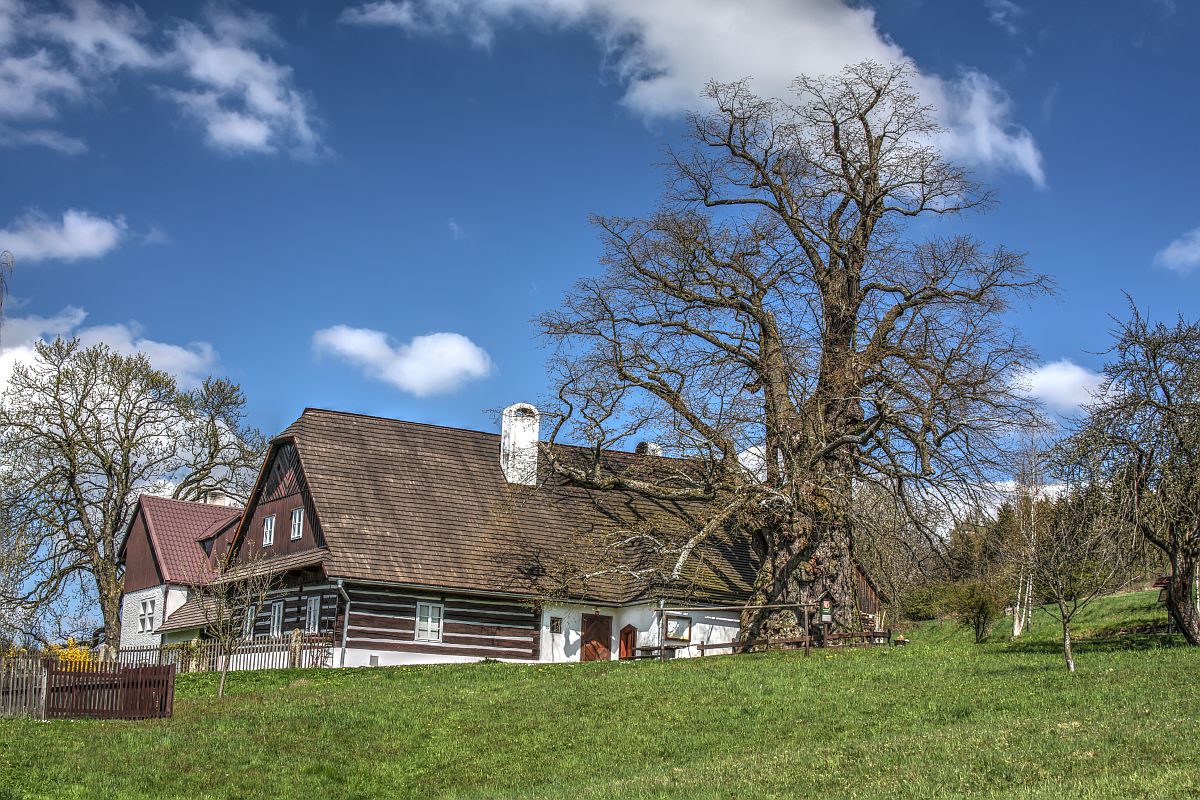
<box><xmin>1028</xmin><ymin>479</ymin><xmax>1136</xmax><ymax>672</ymax></box>
<box><xmin>941</xmin><ymin>577</ymin><xmax>1008</xmax><ymax>643</ymax></box>
<box><xmin>190</xmin><ymin>553</ymin><xmax>279</xmax><ymax>699</ymax></box>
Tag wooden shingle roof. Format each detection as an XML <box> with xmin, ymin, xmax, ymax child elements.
<box><xmin>280</xmin><ymin>409</ymin><xmax>759</xmax><ymax>604</ymax></box>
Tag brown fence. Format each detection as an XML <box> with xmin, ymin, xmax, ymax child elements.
<box><xmin>45</xmin><ymin>661</ymin><xmax>174</xmax><ymax>720</ymax></box>
<box><xmin>1</xmin><ymin>657</ymin><xmax>174</xmax><ymax>720</ymax></box>
<box><xmin>111</xmin><ymin>633</ymin><xmax>335</xmax><ymax>674</ymax></box>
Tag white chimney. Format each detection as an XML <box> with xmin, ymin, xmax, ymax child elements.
<box><xmin>500</xmin><ymin>403</ymin><xmax>540</xmax><ymax>486</ymax></box>
<box><xmin>635</xmin><ymin>441</ymin><xmax>663</xmax><ymax>457</ymax></box>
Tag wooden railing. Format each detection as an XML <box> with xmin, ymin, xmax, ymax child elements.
<box><xmin>634</xmin><ymin>630</ymin><xmax>892</xmax><ymax>661</ymax></box>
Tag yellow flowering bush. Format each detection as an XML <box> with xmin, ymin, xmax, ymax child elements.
<box><xmin>46</xmin><ymin>638</ymin><xmax>92</xmax><ymax>665</ymax></box>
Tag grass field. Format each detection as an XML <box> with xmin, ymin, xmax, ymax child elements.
<box><xmin>2</xmin><ymin>590</ymin><xmax>1197</xmax><ymax>799</ymax></box>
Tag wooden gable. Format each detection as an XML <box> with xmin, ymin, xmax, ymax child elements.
<box><xmin>234</xmin><ymin>441</ymin><xmax>325</xmax><ymax>562</ymax></box>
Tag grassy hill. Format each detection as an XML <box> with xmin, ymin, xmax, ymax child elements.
<box><xmin>2</xmin><ymin>590</ymin><xmax>1198</xmax><ymax>799</ymax></box>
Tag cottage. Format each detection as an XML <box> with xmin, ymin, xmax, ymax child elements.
<box><xmin>119</xmin><ymin>404</ymin><xmax>884</xmax><ymax>665</ymax></box>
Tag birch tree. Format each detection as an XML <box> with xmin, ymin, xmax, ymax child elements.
<box><xmin>540</xmin><ymin>62</ymin><xmax>1049</xmax><ymax>638</ymax></box>
<box><xmin>0</xmin><ymin>338</ymin><xmax>265</xmax><ymax>647</ymax></box>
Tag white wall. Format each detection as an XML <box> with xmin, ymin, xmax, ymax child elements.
<box><xmin>538</xmin><ymin>602</ymin><xmax>742</xmax><ymax>662</ymax></box>
<box><xmin>341</xmin><ymin>648</ymin><xmax>499</xmax><ymax>667</ymax></box>
<box><xmin>119</xmin><ymin>585</ymin><xmax>165</xmax><ymax>649</ymax></box>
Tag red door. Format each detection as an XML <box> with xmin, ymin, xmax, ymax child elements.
<box><xmin>581</xmin><ymin>614</ymin><xmax>612</xmax><ymax>662</ymax></box>
<box><xmin>619</xmin><ymin>624</ymin><xmax>638</xmax><ymax>659</ymax></box>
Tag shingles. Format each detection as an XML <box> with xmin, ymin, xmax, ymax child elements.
<box><xmin>283</xmin><ymin>409</ymin><xmax>759</xmax><ymax>604</ymax></box>
<box><xmin>157</xmin><ymin>596</ymin><xmax>219</xmax><ymax>633</ymax></box>
<box><xmin>140</xmin><ymin>496</ymin><xmax>241</xmax><ymax>585</ymax></box>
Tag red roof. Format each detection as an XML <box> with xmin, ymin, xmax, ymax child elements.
<box><xmin>138</xmin><ymin>495</ymin><xmax>242</xmax><ymax>585</ymax></box>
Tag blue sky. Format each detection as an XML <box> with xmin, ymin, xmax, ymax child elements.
<box><xmin>1</xmin><ymin>0</ymin><xmax>1197</xmax><ymax>439</ymax></box>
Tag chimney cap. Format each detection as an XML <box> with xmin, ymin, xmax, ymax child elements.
<box><xmin>635</xmin><ymin>441</ymin><xmax>663</xmax><ymax>456</ymax></box>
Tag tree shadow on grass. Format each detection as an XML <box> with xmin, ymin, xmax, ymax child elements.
<box><xmin>1001</xmin><ymin>632</ymin><xmax>1188</xmax><ymax>656</ymax></box>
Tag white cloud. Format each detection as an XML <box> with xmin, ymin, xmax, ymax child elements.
<box><xmin>1021</xmin><ymin>359</ymin><xmax>1103</xmax><ymax>414</ymax></box>
<box><xmin>0</xmin><ymin>122</ymin><xmax>86</xmax><ymax>153</ymax></box>
<box><xmin>339</xmin><ymin>0</ymin><xmax>1045</xmax><ymax>184</ymax></box>
<box><xmin>0</xmin><ymin>1</ymin><xmax>322</xmax><ymax>158</ymax></box>
<box><xmin>313</xmin><ymin>325</ymin><xmax>493</xmax><ymax>396</ymax></box>
<box><xmin>164</xmin><ymin>8</ymin><xmax>322</xmax><ymax>157</ymax></box>
<box><xmin>0</xmin><ymin>208</ymin><xmax>126</xmax><ymax>262</ymax></box>
<box><xmin>0</xmin><ymin>306</ymin><xmax>217</xmax><ymax>389</ymax></box>
<box><xmin>447</xmin><ymin>217</ymin><xmax>466</xmax><ymax>240</ymax></box>
<box><xmin>985</xmin><ymin>0</ymin><xmax>1024</xmax><ymax>35</ymax></box>
<box><xmin>1154</xmin><ymin>226</ymin><xmax>1200</xmax><ymax>275</ymax></box>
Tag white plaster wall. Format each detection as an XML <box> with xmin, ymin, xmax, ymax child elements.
<box><xmin>164</xmin><ymin>585</ymin><xmax>191</xmax><ymax>620</ymax></box>
<box><xmin>340</xmin><ymin>648</ymin><xmax>528</xmax><ymax>667</ymax></box>
<box><xmin>119</xmin><ymin>585</ymin><xmax>165</xmax><ymax>649</ymax></box>
<box><xmin>539</xmin><ymin>602</ymin><xmax>742</xmax><ymax>662</ymax></box>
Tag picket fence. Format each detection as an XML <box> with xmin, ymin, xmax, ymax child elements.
<box><xmin>110</xmin><ymin>632</ymin><xmax>335</xmax><ymax>674</ymax></box>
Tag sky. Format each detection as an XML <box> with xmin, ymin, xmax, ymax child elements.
<box><xmin>1</xmin><ymin>0</ymin><xmax>1197</xmax><ymax>441</ymax></box>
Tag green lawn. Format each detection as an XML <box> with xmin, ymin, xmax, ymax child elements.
<box><xmin>2</xmin><ymin>591</ymin><xmax>1197</xmax><ymax>799</ymax></box>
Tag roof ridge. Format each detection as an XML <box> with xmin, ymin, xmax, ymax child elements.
<box><xmin>141</xmin><ymin>494</ymin><xmax>241</xmax><ymax>513</ymax></box>
<box><xmin>299</xmin><ymin>407</ymin><xmax>502</xmax><ymax>438</ymax></box>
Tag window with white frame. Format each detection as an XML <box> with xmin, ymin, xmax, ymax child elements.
<box><xmin>415</xmin><ymin>602</ymin><xmax>443</xmax><ymax>642</ymax></box>
<box><xmin>262</xmin><ymin>514</ymin><xmax>275</xmax><ymax>546</ymax></box>
<box><xmin>243</xmin><ymin>606</ymin><xmax>256</xmax><ymax>638</ymax></box>
<box><xmin>269</xmin><ymin>600</ymin><xmax>284</xmax><ymax>638</ymax></box>
<box><xmin>290</xmin><ymin>507</ymin><xmax>304</xmax><ymax>540</ymax></box>
<box><xmin>138</xmin><ymin>599</ymin><xmax>155</xmax><ymax>633</ymax></box>
<box><xmin>305</xmin><ymin>595</ymin><xmax>321</xmax><ymax>633</ymax></box>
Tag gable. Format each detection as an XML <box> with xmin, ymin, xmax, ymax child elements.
<box><xmin>233</xmin><ymin>441</ymin><xmax>326</xmax><ymax>564</ymax></box>
<box><xmin>122</xmin><ymin>507</ymin><xmax>164</xmax><ymax>593</ymax></box>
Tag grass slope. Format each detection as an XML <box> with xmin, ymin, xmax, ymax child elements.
<box><xmin>2</xmin><ymin>591</ymin><xmax>1197</xmax><ymax>799</ymax></box>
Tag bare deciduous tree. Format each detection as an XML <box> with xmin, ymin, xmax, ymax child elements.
<box><xmin>190</xmin><ymin>554</ymin><xmax>279</xmax><ymax>700</ymax></box>
<box><xmin>0</xmin><ymin>338</ymin><xmax>265</xmax><ymax>647</ymax></box>
<box><xmin>1026</xmin><ymin>477</ymin><xmax>1137</xmax><ymax>672</ymax></box>
<box><xmin>1068</xmin><ymin>306</ymin><xmax>1200</xmax><ymax>643</ymax></box>
<box><xmin>539</xmin><ymin>62</ymin><xmax>1049</xmax><ymax>638</ymax></box>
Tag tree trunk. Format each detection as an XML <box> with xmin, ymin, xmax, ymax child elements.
<box><xmin>741</xmin><ymin>516</ymin><xmax>856</xmax><ymax>648</ymax></box>
<box><xmin>1012</xmin><ymin>572</ymin><xmax>1026</xmax><ymax>638</ymax></box>
<box><xmin>1167</xmin><ymin>553</ymin><xmax>1200</xmax><ymax>645</ymax></box>
<box><xmin>218</xmin><ymin>652</ymin><xmax>229</xmax><ymax>699</ymax></box>
<box><xmin>96</xmin><ymin>574</ymin><xmax>124</xmax><ymax>649</ymax></box>
<box><xmin>1061</xmin><ymin>618</ymin><xmax>1075</xmax><ymax>673</ymax></box>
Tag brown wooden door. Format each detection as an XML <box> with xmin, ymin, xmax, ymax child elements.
<box><xmin>619</xmin><ymin>624</ymin><xmax>637</xmax><ymax>659</ymax></box>
<box><xmin>581</xmin><ymin>614</ymin><xmax>612</xmax><ymax>662</ymax></box>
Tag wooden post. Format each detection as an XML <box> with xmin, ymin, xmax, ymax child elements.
<box><xmin>803</xmin><ymin>607</ymin><xmax>811</xmax><ymax>657</ymax></box>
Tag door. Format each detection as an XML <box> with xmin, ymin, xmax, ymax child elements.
<box><xmin>619</xmin><ymin>624</ymin><xmax>638</xmax><ymax>659</ymax></box>
<box><xmin>581</xmin><ymin>613</ymin><xmax>612</xmax><ymax>662</ymax></box>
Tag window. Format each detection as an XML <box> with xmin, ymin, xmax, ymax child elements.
<box><xmin>549</xmin><ymin>616</ymin><xmax>563</xmax><ymax>634</ymax></box>
<box><xmin>415</xmin><ymin>602</ymin><xmax>443</xmax><ymax>642</ymax></box>
<box><xmin>262</xmin><ymin>514</ymin><xmax>275</xmax><ymax>546</ymax></box>
<box><xmin>305</xmin><ymin>595</ymin><xmax>322</xmax><ymax>633</ymax></box>
<box><xmin>290</xmin><ymin>507</ymin><xmax>304</xmax><ymax>540</ymax></box>
<box><xmin>269</xmin><ymin>600</ymin><xmax>284</xmax><ymax>638</ymax></box>
<box><xmin>138</xmin><ymin>599</ymin><xmax>155</xmax><ymax>633</ymax></box>
<box><xmin>243</xmin><ymin>606</ymin><xmax>257</xmax><ymax>638</ymax></box>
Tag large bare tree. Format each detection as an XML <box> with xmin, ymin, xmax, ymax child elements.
<box><xmin>539</xmin><ymin>62</ymin><xmax>1049</xmax><ymax>637</ymax></box>
<box><xmin>0</xmin><ymin>338</ymin><xmax>265</xmax><ymax>647</ymax></box>
<box><xmin>1068</xmin><ymin>306</ymin><xmax>1200</xmax><ymax>643</ymax></box>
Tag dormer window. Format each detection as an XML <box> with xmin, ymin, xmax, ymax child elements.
<box><xmin>262</xmin><ymin>514</ymin><xmax>275</xmax><ymax>546</ymax></box>
<box><xmin>290</xmin><ymin>507</ymin><xmax>304</xmax><ymax>540</ymax></box>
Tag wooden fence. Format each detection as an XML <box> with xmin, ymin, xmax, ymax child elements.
<box><xmin>1</xmin><ymin>655</ymin><xmax>46</xmax><ymax>718</ymax></box>
<box><xmin>110</xmin><ymin>633</ymin><xmax>335</xmax><ymax>674</ymax></box>
<box><xmin>1</xmin><ymin>657</ymin><xmax>174</xmax><ymax>720</ymax></box>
